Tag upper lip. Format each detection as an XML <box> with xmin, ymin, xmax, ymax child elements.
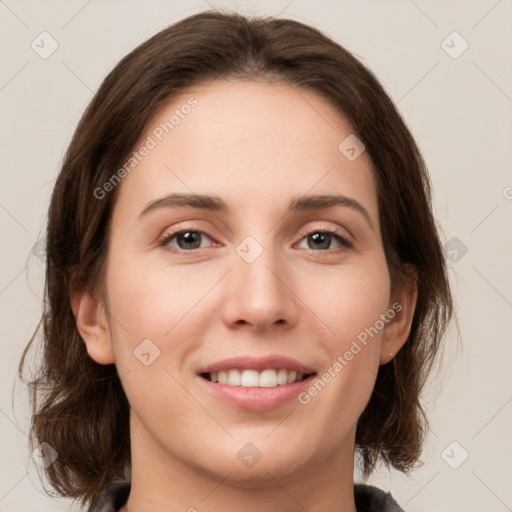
<box><xmin>197</xmin><ymin>355</ymin><xmax>316</xmax><ymax>375</ymax></box>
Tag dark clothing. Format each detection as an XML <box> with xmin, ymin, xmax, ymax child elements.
<box><xmin>88</xmin><ymin>481</ymin><xmax>405</xmax><ymax>511</ymax></box>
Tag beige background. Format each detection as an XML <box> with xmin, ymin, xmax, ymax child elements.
<box><xmin>1</xmin><ymin>0</ymin><xmax>511</xmax><ymax>510</ymax></box>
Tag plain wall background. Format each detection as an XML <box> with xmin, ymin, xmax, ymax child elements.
<box><xmin>1</xmin><ymin>1</ymin><xmax>511</xmax><ymax>510</ymax></box>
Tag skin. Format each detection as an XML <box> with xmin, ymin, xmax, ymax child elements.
<box><xmin>72</xmin><ymin>79</ymin><xmax>417</xmax><ymax>512</ymax></box>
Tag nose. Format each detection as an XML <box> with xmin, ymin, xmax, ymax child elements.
<box><xmin>221</xmin><ymin>240</ymin><xmax>299</xmax><ymax>334</ymax></box>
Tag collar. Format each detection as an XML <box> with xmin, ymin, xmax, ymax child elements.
<box><xmin>88</xmin><ymin>481</ymin><xmax>405</xmax><ymax>511</ymax></box>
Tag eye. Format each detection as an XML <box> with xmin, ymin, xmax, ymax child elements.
<box><xmin>159</xmin><ymin>229</ymin><xmax>215</xmax><ymax>252</ymax></box>
<box><xmin>158</xmin><ymin>226</ymin><xmax>353</xmax><ymax>254</ymax></box>
<box><xmin>296</xmin><ymin>228</ymin><xmax>353</xmax><ymax>251</ymax></box>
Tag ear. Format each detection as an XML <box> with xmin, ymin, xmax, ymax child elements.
<box><xmin>379</xmin><ymin>264</ymin><xmax>418</xmax><ymax>365</ymax></box>
<box><xmin>70</xmin><ymin>287</ymin><xmax>115</xmax><ymax>365</ymax></box>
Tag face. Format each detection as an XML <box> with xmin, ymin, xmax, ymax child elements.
<box><xmin>79</xmin><ymin>79</ymin><xmax>414</xmax><ymax>486</ymax></box>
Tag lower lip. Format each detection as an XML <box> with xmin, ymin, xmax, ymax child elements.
<box><xmin>198</xmin><ymin>374</ymin><xmax>316</xmax><ymax>411</ymax></box>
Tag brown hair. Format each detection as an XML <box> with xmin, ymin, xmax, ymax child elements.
<box><xmin>19</xmin><ymin>10</ymin><xmax>454</xmax><ymax>507</ymax></box>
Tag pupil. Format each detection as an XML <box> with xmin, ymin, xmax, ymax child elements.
<box><xmin>309</xmin><ymin>232</ymin><xmax>330</xmax><ymax>250</ymax></box>
<box><xmin>176</xmin><ymin>232</ymin><xmax>332</xmax><ymax>250</ymax></box>
<box><xmin>180</xmin><ymin>231</ymin><xmax>200</xmax><ymax>249</ymax></box>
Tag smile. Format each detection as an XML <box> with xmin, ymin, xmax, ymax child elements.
<box><xmin>202</xmin><ymin>368</ymin><xmax>313</xmax><ymax>387</ymax></box>
<box><xmin>197</xmin><ymin>355</ymin><xmax>317</xmax><ymax>411</ymax></box>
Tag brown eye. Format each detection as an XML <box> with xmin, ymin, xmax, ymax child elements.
<box><xmin>297</xmin><ymin>229</ymin><xmax>353</xmax><ymax>251</ymax></box>
<box><xmin>160</xmin><ymin>230</ymin><xmax>214</xmax><ymax>252</ymax></box>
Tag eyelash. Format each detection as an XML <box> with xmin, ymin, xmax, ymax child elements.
<box><xmin>158</xmin><ymin>226</ymin><xmax>353</xmax><ymax>254</ymax></box>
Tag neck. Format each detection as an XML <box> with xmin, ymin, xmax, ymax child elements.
<box><xmin>121</xmin><ymin>415</ymin><xmax>358</xmax><ymax>512</ymax></box>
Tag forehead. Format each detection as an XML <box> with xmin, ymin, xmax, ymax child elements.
<box><xmin>115</xmin><ymin>79</ymin><xmax>378</xmax><ymax>223</ymax></box>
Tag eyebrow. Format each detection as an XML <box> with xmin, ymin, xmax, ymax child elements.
<box><xmin>138</xmin><ymin>192</ymin><xmax>374</xmax><ymax>230</ymax></box>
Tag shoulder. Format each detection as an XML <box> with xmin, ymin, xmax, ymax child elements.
<box><xmin>87</xmin><ymin>481</ymin><xmax>404</xmax><ymax>512</ymax></box>
<box><xmin>87</xmin><ymin>481</ymin><xmax>130</xmax><ymax>512</ymax></box>
<box><xmin>354</xmin><ymin>483</ymin><xmax>405</xmax><ymax>512</ymax></box>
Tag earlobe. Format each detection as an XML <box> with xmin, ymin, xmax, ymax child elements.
<box><xmin>70</xmin><ymin>288</ymin><xmax>115</xmax><ymax>365</ymax></box>
<box><xmin>379</xmin><ymin>264</ymin><xmax>418</xmax><ymax>365</ymax></box>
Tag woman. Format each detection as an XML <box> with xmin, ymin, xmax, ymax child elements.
<box><xmin>19</xmin><ymin>10</ymin><xmax>454</xmax><ymax>512</ymax></box>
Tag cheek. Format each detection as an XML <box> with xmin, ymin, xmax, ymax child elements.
<box><xmin>293</xmin><ymin>255</ymin><xmax>390</xmax><ymax>416</ymax></box>
<box><xmin>105</xmin><ymin>252</ymin><xmax>214</xmax><ymax>343</ymax></box>
<box><xmin>103</xmin><ymin>255</ymin><xmax>211</xmax><ymax>431</ymax></box>
<box><xmin>296</xmin><ymin>253</ymin><xmax>391</xmax><ymax>345</ymax></box>
<box><xmin>101</xmin><ymin>253</ymin><xmax>216</xmax><ymax>411</ymax></box>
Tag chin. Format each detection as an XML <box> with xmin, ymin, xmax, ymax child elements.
<box><xmin>193</xmin><ymin>438</ymin><xmax>316</xmax><ymax>487</ymax></box>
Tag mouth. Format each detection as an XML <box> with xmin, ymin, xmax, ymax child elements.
<box><xmin>200</xmin><ymin>368</ymin><xmax>315</xmax><ymax>387</ymax></box>
<box><xmin>196</xmin><ymin>355</ymin><xmax>316</xmax><ymax>411</ymax></box>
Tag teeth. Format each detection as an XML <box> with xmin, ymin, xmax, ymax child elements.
<box><xmin>208</xmin><ymin>369</ymin><xmax>309</xmax><ymax>387</ymax></box>
<box><xmin>240</xmin><ymin>369</ymin><xmax>259</xmax><ymax>387</ymax></box>
<box><xmin>277</xmin><ymin>369</ymin><xmax>288</xmax><ymax>385</ymax></box>
<box><xmin>259</xmin><ymin>369</ymin><xmax>277</xmax><ymax>387</ymax></box>
<box><xmin>227</xmin><ymin>369</ymin><xmax>241</xmax><ymax>386</ymax></box>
